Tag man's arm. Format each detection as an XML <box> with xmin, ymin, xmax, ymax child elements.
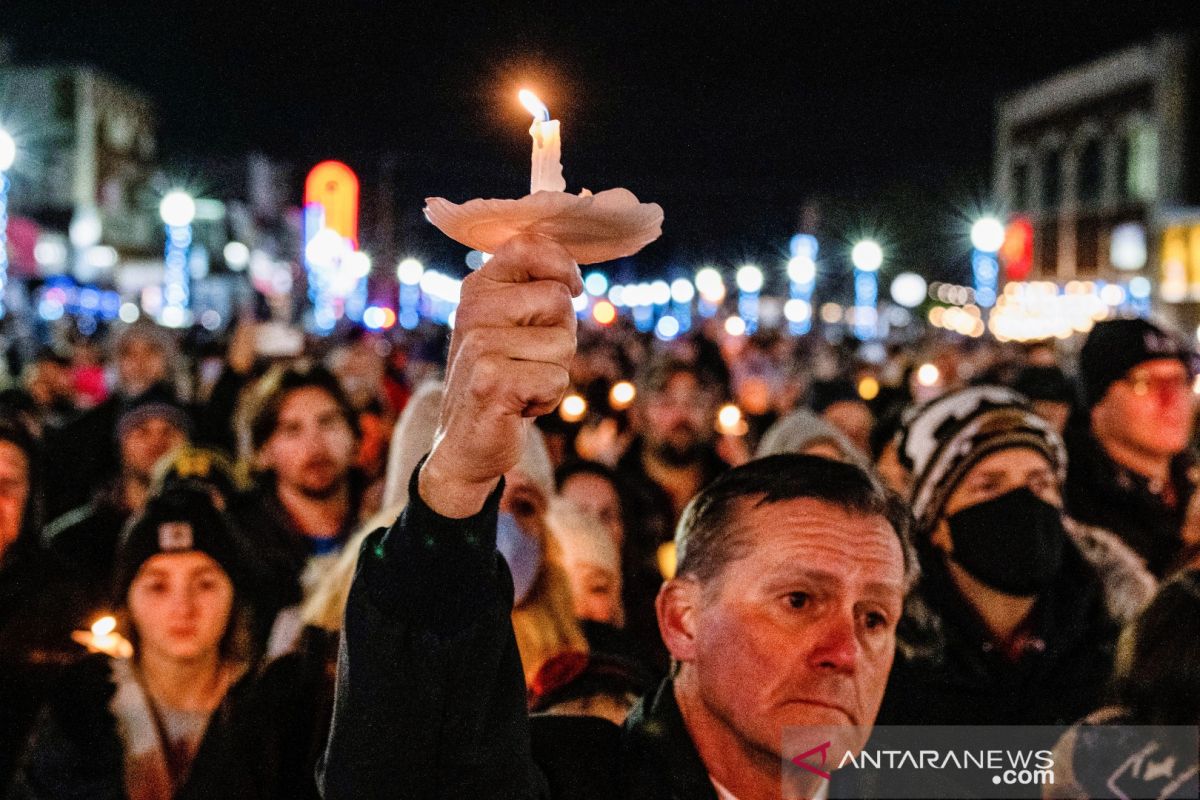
<box><xmin>319</xmin><ymin>234</ymin><xmax>581</xmax><ymax>799</ymax></box>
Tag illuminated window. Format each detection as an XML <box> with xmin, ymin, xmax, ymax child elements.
<box><xmin>1126</xmin><ymin>122</ymin><xmax>1157</xmax><ymax>201</ymax></box>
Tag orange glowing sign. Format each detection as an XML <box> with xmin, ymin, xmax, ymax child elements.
<box><xmin>1000</xmin><ymin>217</ymin><xmax>1033</xmax><ymax>282</ymax></box>
<box><xmin>304</xmin><ymin>161</ymin><xmax>360</xmax><ymax>249</ymax></box>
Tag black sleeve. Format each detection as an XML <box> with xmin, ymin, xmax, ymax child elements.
<box><xmin>318</xmin><ymin>460</ymin><xmax>548</xmax><ymax>800</ymax></box>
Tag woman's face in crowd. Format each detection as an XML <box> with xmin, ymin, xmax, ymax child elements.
<box><xmin>567</xmin><ymin>561</ymin><xmax>623</xmax><ymax>627</ymax></box>
<box><xmin>128</xmin><ymin>551</ymin><xmax>234</xmax><ymax>663</ymax></box>
<box><xmin>559</xmin><ymin>472</ymin><xmax>624</xmax><ymax>550</ymax></box>
<box><xmin>931</xmin><ymin>447</ymin><xmax>1059</xmax><ymax>553</ymax></box>
<box><xmin>0</xmin><ymin>441</ymin><xmax>30</xmax><ymax>557</ymax></box>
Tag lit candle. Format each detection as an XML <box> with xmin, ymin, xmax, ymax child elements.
<box><xmin>518</xmin><ymin>90</ymin><xmax>565</xmax><ymax>195</ymax></box>
<box><xmin>72</xmin><ymin>614</ymin><xmax>133</xmax><ymax>659</ymax></box>
<box><xmin>716</xmin><ymin>404</ymin><xmax>747</xmax><ymax>436</ymax></box>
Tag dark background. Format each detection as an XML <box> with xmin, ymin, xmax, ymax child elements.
<box><xmin>3</xmin><ymin>0</ymin><xmax>1199</xmax><ymax>289</ymax></box>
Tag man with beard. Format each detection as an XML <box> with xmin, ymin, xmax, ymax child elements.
<box><xmin>615</xmin><ymin>358</ymin><xmax>730</xmax><ymax>671</ymax></box>
<box><xmin>230</xmin><ymin>363</ymin><xmax>366</xmax><ymax>648</ymax></box>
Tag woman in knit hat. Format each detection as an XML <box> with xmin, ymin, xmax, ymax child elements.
<box><xmin>876</xmin><ymin>386</ymin><xmax>1156</xmax><ymax>730</ymax></box>
<box><xmin>10</xmin><ymin>487</ymin><xmax>275</xmax><ymax>800</ymax></box>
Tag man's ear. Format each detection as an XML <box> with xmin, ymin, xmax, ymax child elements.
<box><xmin>656</xmin><ymin>577</ymin><xmax>700</xmax><ymax>663</ymax></box>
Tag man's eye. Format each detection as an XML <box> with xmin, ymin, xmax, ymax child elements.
<box><xmin>787</xmin><ymin>592</ymin><xmax>810</xmax><ymax>609</ymax></box>
<box><xmin>864</xmin><ymin>611</ymin><xmax>889</xmax><ymax>631</ymax></box>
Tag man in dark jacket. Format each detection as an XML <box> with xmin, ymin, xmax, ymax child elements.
<box><xmin>229</xmin><ymin>362</ymin><xmax>367</xmax><ymax>641</ymax></box>
<box><xmin>1064</xmin><ymin>317</ymin><xmax>1197</xmax><ymax>577</ymax></box>
<box><xmin>320</xmin><ymin>234</ymin><xmax>916</xmax><ymax>800</ymax></box>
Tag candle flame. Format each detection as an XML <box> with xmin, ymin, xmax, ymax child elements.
<box><xmin>92</xmin><ymin>615</ymin><xmax>117</xmax><ymax>637</ymax></box>
<box><xmin>518</xmin><ymin>89</ymin><xmax>550</xmax><ymax>122</ymax></box>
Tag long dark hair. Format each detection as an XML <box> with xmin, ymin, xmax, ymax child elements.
<box><xmin>1111</xmin><ymin>569</ymin><xmax>1200</xmax><ymax>725</ymax></box>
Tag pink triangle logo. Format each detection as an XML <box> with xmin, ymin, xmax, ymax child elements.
<box><xmin>791</xmin><ymin>740</ymin><xmax>833</xmax><ymax>781</ymax></box>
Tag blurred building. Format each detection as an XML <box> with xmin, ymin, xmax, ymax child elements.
<box><xmin>0</xmin><ymin>65</ymin><xmax>160</xmax><ymax>279</ymax></box>
<box><xmin>994</xmin><ymin>32</ymin><xmax>1200</xmax><ymax>320</ymax></box>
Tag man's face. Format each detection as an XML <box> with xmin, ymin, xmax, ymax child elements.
<box><xmin>118</xmin><ymin>338</ymin><xmax>168</xmax><ymax>397</ymax></box>
<box><xmin>121</xmin><ymin>417</ymin><xmax>187</xmax><ymax>480</ymax></box>
<box><xmin>669</xmin><ymin>498</ymin><xmax>905</xmax><ymax>761</ymax></box>
<box><xmin>259</xmin><ymin>387</ymin><xmax>357</xmax><ymax>499</ymax></box>
<box><xmin>642</xmin><ymin>372</ymin><xmax>714</xmax><ymax>465</ymax></box>
<box><xmin>1092</xmin><ymin>358</ymin><xmax>1195</xmax><ymax>462</ymax></box>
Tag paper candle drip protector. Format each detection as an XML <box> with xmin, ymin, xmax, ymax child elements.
<box><xmin>424</xmin><ymin>89</ymin><xmax>662</xmax><ymax>265</ymax></box>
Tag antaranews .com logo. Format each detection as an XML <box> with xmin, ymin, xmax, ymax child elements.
<box><xmin>782</xmin><ymin>724</ymin><xmax>1199</xmax><ymax>799</ymax></box>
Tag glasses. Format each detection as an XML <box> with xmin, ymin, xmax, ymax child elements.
<box><xmin>1120</xmin><ymin>370</ymin><xmax>1193</xmax><ymax>398</ymax></box>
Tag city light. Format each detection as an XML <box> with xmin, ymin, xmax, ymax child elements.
<box><xmin>0</xmin><ymin>128</ymin><xmax>14</xmax><ymax>172</ymax></box>
<box><xmin>970</xmin><ymin>217</ymin><xmax>1006</xmax><ymax>253</ymax></box>
<box><xmin>735</xmin><ymin>264</ymin><xmax>764</xmax><ymax>293</ymax></box>
<box><xmin>695</xmin><ymin>267</ymin><xmax>726</xmax><ymax>302</ymax></box>
<box><xmin>592</xmin><ymin>300</ymin><xmax>616</xmax><ymax>325</ymax></box>
<box><xmin>584</xmin><ymin>272</ymin><xmax>609</xmax><ymax>296</ymax></box>
<box><xmin>858</xmin><ymin>376</ymin><xmax>880</xmax><ymax>401</ymax></box>
<box><xmin>159</xmin><ymin>191</ymin><xmax>197</xmax><ymax>228</ymax></box>
<box><xmin>916</xmin><ymin>363</ymin><xmax>941</xmax><ymax>387</ymax></box>
<box><xmin>787</xmin><ymin>255</ymin><xmax>816</xmax><ymax>284</ymax></box>
<box><xmin>397</xmin><ymin>257</ymin><xmax>424</xmax><ymax>284</ymax></box>
<box><xmin>610</xmin><ymin>381</ymin><xmax>636</xmax><ymax>409</ymax></box>
<box><xmin>783</xmin><ymin>298</ymin><xmax>812</xmax><ymax>323</ymax></box>
<box><xmin>850</xmin><ymin>240</ymin><xmax>883</xmax><ymax>272</ymax></box>
<box><xmin>159</xmin><ymin>191</ymin><xmax>195</xmax><ymax>327</ymax></box>
<box><xmin>559</xmin><ymin>394</ymin><xmax>587</xmax><ymax>423</ymax></box>
<box><xmin>223</xmin><ymin>241</ymin><xmax>250</xmax><ymax>270</ymax></box>
<box><xmin>724</xmin><ymin>315</ymin><xmax>746</xmax><ymax>336</ymax></box>
<box><xmin>670</xmin><ymin>277</ymin><xmax>696</xmax><ymax>304</ymax></box>
<box><xmin>655</xmin><ymin>315</ymin><xmax>680</xmax><ymax>339</ymax></box>
<box><xmin>889</xmin><ymin>272</ymin><xmax>927</xmax><ymax>308</ymax></box>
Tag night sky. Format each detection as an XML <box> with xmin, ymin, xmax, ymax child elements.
<box><xmin>4</xmin><ymin>1</ymin><xmax>1199</xmax><ymax>288</ymax></box>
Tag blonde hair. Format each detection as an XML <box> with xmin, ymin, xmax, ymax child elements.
<box><xmin>512</xmin><ymin>545</ymin><xmax>589</xmax><ymax>686</ymax></box>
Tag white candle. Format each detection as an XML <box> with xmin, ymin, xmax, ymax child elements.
<box><xmin>518</xmin><ymin>90</ymin><xmax>565</xmax><ymax>194</ymax></box>
<box><xmin>72</xmin><ymin>615</ymin><xmax>133</xmax><ymax>659</ymax></box>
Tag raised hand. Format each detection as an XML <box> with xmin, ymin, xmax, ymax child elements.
<box><xmin>419</xmin><ymin>233</ymin><xmax>582</xmax><ymax>518</ymax></box>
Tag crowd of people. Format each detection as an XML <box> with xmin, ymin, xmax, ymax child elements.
<box><xmin>0</xmin><ymin>235</ymin><xmax>1197</xmax><ymax>798</ymax></box>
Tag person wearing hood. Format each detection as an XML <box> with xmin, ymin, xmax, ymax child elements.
<box><xmin>755</xmin><ymin>406</ymin><xmax>871</xmax><ymax>468</ymax></box>
<box><xmin>877</xmin><ymin>386</ymin><xmax>1156</xmax><ymax>731</ymax></box>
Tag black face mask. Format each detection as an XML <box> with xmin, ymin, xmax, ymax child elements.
<box><xmin>946</xmin><ymin>487</ymin><xmax>1066</xmax><ymax>597</ymax></box>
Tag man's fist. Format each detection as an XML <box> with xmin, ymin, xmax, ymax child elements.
<box><xmin>419</xmin><ymin>234</ymin><xmax>582</xmax><ymax>518</ymax></box>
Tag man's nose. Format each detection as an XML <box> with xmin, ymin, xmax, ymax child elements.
<box><xmin>807</xmin><ymin>610</ymin><xmax>859</xmax><ymax>674</ymax></box>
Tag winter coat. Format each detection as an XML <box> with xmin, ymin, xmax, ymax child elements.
<box><xmin>875</xmin><ymin>522</ymin><xmax>1138</xmax><ymax>733</ymax></box>
<box><xmin>319</xmin><ymin>466</ymin><xmax>903</xmax><ymax>799</ymax></box>
<box><xmin>7</xmin><ymin>655</ymin><xmax>279</xmax><ymax>800</ymax></box>
<box><xmin>1063</xmin><ymin>420</ymin><xmax>1195</xmax><ymax>577</ymax></box>
<box><xmin>0</xmin><ymin>539</ymin><xmax>91</xmax><ymax>790</ymax></box>
<box><xmin>227</xmin><ymin>472</ymin><xmax>370</xmax><ymax>648</ymax></box>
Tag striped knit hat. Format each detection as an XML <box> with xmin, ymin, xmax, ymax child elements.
<box><xmin>899</xmin><ymin>386</ymin><xmax>1066</xmax><ymax>536</ymax></box>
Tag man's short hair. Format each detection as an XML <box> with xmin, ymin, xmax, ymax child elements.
<box><xmin>674</xmin><ymin>453</ymin><xmax>918</xmax><ymax>591</ymax></box>
<box><xmin>246</xmin><ymin>362</ymin><xmax>361</xmax><ymax>452</ymax></box>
